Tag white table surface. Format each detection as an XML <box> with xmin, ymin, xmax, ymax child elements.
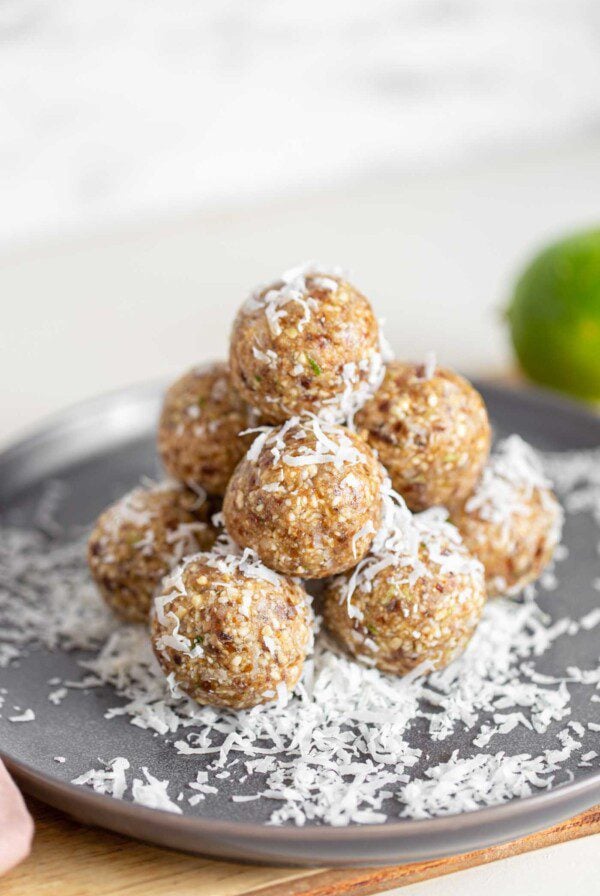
<box><xmin>0</xmin><ymin>142</ymin><xmax>599</xmax><ymax>894</ymax></box>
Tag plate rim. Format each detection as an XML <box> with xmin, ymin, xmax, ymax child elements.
<box><xmin>3</xmin><ymin>751</ymin><xmax>600</xmax><ymax>843</ymax></box>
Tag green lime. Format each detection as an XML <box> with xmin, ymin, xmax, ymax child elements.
<box><xmin>507</xmin><ymin>229</ymin><xmax>600</xmax><ymax>401</ymax></box>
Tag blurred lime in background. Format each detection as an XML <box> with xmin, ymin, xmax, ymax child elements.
<box><xmin>507</xmin><ymin>229</ymin><xmax>600</xmax><ymax>402</ymax></box>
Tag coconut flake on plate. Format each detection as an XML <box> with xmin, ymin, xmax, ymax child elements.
<box><xmin>1</xmin><ymin>445</ymin><xmax>600</xmax><ymax>826</ymax></box>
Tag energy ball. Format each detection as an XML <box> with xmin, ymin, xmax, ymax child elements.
<box><xmin>356</xmin><ymin>358</ymin><xmax>491</xmax><ymax>511</ymax></box>
<box><xmin>151</xmin><ymin>547</ymin><xmax>312</xmax><ymax>709</ymax></box>
<box><xmin>229</xmin><ymin>263</ymin><xmax>384</xmax><ymax>423</ymax></box>
<box><xmin>223</xmin><ymin>417</ymin><xmax>384</xmax><ymax>578</ymax></box>
<box><xmin>88</xmin><ymin>481</ymin><xmax>215</xmax><ymax>623</ymax></box>
<box><xmin>323</xmin><ymin>498</ymin><xmax>486</xmax><ymax>675</ymax></box>
<box><xmin>450</xmin><ymin>435</ymin><xmax>563</xmax><ymax>597</ymax></box>
<box><xmin>158</xmin><ymin>362</ymin><xmax>253</xmax><ymax>496</ymax></box>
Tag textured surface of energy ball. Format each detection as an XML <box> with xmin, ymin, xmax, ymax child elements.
<box><xmin>88</xmin><ymin>482</ymin><xmax>215</xmax><ymax>623</ymax></box>
<box><xmin>450</xmin><ymin>435</ymin><xmax>563</xmax><ymax>597</ymax></box>
<box><xmin>158</xmin><ymin>362</ymin><xmax>253</xmax><ymax>496</ymax></box>
<box><xmin>323</xmin><ymin>499</ymin><xmax>486</xmax><ymax>675</ymax></box>
<box><xmin>229</xmin><ymin>263</ymin><xmax>384</xmax><ymax>423</ymax></box>
<box><xmin>151</xmin><ymin>548</ymin><xmax>312</xmax><ymax>709</ymax></box>
<box><xmin>356</xmin><ymin>358</ymin><xmax>491</xmax><ymax>511</ymax></box>
<box><xmin>223</xmin><ymin>418</ymin><xmax>384</xmax><ymax>578</ymax></box>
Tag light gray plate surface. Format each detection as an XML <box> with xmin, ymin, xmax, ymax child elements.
<box><xmin>0</xmin><ymin>380</ymin><xmax>599</xmax><ymax>866</ymax></box>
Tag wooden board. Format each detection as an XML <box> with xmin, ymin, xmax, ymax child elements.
<box><xmin>3</xmin><ymin>798</ymin><xmax>599</xmax><ymax>896</ymax></box>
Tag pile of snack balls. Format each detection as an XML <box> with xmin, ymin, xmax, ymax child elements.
<box><xmin>88</xmin><ymin>264</ymin><xmax>562</xmax><ymax>710</ymax></box>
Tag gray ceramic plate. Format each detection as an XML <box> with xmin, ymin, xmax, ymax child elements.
<box><xmin>0</xmin><ymin>381</ymin><xmax>599</xmax><ymax>866</ymax></box>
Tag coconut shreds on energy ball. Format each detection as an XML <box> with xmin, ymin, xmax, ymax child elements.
<box><xmin>323</xmin><ymin>487</ymin><xmax>486</xmax><ymax>675</ymax></box>
<box><xmin>157</xmin><ymin>362</ymin><xmax>254</xmax><ymax>496</ymax></box>
<box><xmin>223</xmin><ymin>416</ymin><xmax>385</xmax><ymax>578</ymax></box>
<box><xmin>88</xmin><ymin>481</ymin><xmax>215</xmax><ymax>623</ymax></box>
<box><xmin>150</xmin><ymin>541</ymin><xmax>313</xmax><ymax>710</ymax></box>
<box><xmin>450</xmin><ymin>435</ymin><xmax>563</xmax><ymax>597</ymax></box>
<box><xmin>356</xmin><ymin>358</ymin><xmax>491</xmax><ymax>511</ymax></box>
<box><xmin>229</xmin><ymin>263</ymin><xmax>386</xmax><ymax>424</ymax></box>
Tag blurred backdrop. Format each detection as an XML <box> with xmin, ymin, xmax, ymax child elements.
<box><xmin>2</xmin><ymin>0</ymin><xmax>600</xmax><ymax>441</ymax></box>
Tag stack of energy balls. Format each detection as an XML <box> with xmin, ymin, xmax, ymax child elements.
<box><xmin>88</xmin><ymin>264</ymin><xmax>562</xmax><ymax>710</ymax></box>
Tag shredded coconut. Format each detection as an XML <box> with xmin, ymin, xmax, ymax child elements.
<box><xmin>244</xmin><ymin>416</ymin><xmax>366</xmax><ymax>472</ymax></box>
<box><xmin>339</xmin><ymin>480</ymin><xmax>483</xmax><ymax>618</ymax></box>
<box><xmin>1</xmin><ymin>444</ymin><xmax>599</xmax><ymax>826</ymax></box>
<box><xmin>131</xmin><ymin>768</ymin><xmax>183</xmax><ymax>814</ymax></box>
<box><xmin>8</xmin><ymin>709</ymin><xmax>35</xmax><ymax>723</ymax></box>
<box><xmin>465</xmin><ymin>435</ymin><xmax>560</xmax><ymax>530</ymax></box>
<box><xmin>323</xmin><ymin>352</ymin><xmax>385</xmax><ymax>428</ymax></box>
<box><xmin>244</xmin><ymin>262</ymin><xmax>343</xmax><ymax>337</ymax></box>
<box><xmin>72</xmin><ymin>757</ymin><xmax>130</xmax><ymax>800</ymax></box>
